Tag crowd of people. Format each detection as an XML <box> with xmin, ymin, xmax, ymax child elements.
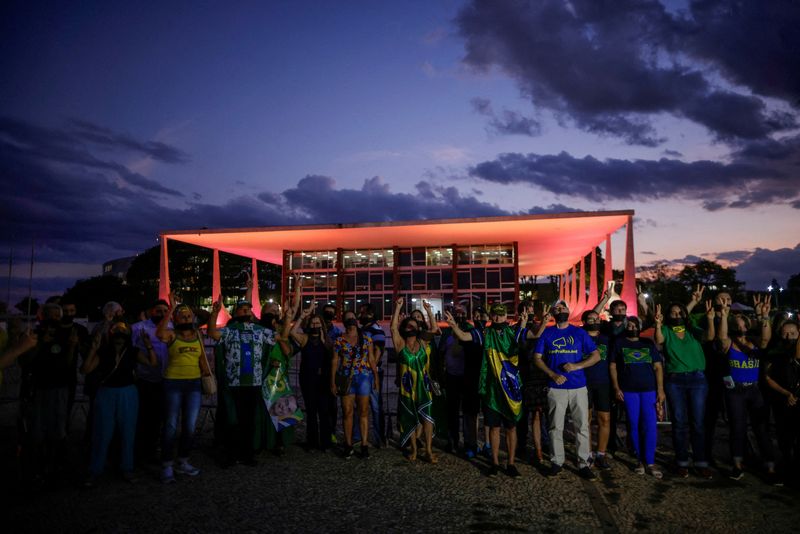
<box><xmin>1</xmin><ymin>281</ymin><xmax>799</xmax><ymax>491</ymax></box>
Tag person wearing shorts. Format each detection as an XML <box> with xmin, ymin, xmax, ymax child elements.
<box><xmin>582</xmin><ymin>310</ymin><xmax>613</xmax><ymax>470</ymax></box>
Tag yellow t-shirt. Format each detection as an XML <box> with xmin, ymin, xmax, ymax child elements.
<box><xmin>165</xmin><ymin>336</ymin><xmax>204</xmax><ymax>380</ymax></box>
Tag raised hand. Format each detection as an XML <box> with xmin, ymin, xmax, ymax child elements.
<box><xmin>753</xmin><ymin>294</ymin><xmax>763</xmax><ymax>316</ymax></box>
<box><xmin>422</xmin><ymin>299</ymin><xmax>432</xmax><ymax>312</ymax></box>
<box><xmin>704</xmin><ymin>300</ymin><xmax>714</xmax><ymax>318</ymax></box>
<box><xmin>690</xmin><ymin>284</ymin><xmax>705</xmax><ymax>304</ymax></box>
<box><xmin>395</xmin><ymin>297</ymin><xmax>404</xmax><ymax>309</ymax></box>
<box><xmin>519</xmin><ymin>310</ymin><xmax>529</xmax><ymax>325</ymax></box>
<box><xmin>762</xmin><ymin>294</ymin><xmax>772</xmax><ymax>317</ymax></box>
<box><xmin>541</xmin><ymin>303</ymin><xmax>551</xmax><ymax>320</ymax></box>
<box><xmin>654</xmin><ymin>304</ymin><xmax>663</xmax><ymax>324</ymax></box>
<box><xmin>444</xmin><ymin>310</ymin><xmax>457</xmax><ymax>328</ymax></box>
<box><xmin>211</xmin><ymin>294</ymin><xmax>223</xmax><ymax>314</ymax></box>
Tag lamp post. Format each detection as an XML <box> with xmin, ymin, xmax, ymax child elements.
<box><xmin>767</xmin><ymin>280</ymin><xmax>784</xmax><ymax>308</ymax></box>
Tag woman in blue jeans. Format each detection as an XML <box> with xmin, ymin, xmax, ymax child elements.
<box><xmin>716</xmin><ymin>301</ymin><xmax>777</xmax><ymax>483</ymax></box>
<box><xmin>156</xmin><ymin>303</ymin><xmax>213</xmax><ymax>483</ymax></box>
<box><xmin>610</xmin><ymin>317</ymin><xmax>665</xmax><ymax>479</ymax></box>
<box><xmin>82</xmin><ymin>322</ymin><xmax>157</xmax><ymax>486</ymax></box>
<box><xmin>654</xmin><ymin>302</ymin><xmax>714</xmax><ymax>479</ymax></box>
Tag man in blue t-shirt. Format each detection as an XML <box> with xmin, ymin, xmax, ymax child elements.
<box><xmin>534</xmin><ymin>300</ymin><xmax>600</xmax><ymax>479</ymax></box>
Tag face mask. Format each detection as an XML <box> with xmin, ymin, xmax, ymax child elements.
<box><xmin>611</xmin><ymin>313</ymin><xmax>626</xmax><ymax>322</ymax></box>
<box><xmin>111</xmin><ymin>333</ymin><xmax>129</xmax><ymax>343</ymax></box>
<box><xmin>151</xmin><ymin>314</ymin><xmax>165</xmax><ymax>325</ymax></box>
<box><xmin>667</xmin><ymin>317</ymin><xmax>683</xmax><ymax>328</ymax></box>
<box><xmin>175</xmin><ymin>323</ymin><xmax>194</xmax><ymax>331</ymax></box>
<box><xmin>713</xmin><ymin>304</ymin><xmax>723</xmax><ymax>312</ymax></box>
<box><xmin>308</xmin><ymin>327</ymin><xmax>321</xmax><ymax>336</ymax></box>
<box><xmin>259</xmin><ymin>314</ymin><xmax>275</xmax><ymax>327</ymax></box>
<box><xmin>61</xmin><ymin>315</ymin><xmax>75</xmax><ymax>325</ymax></box>
<box><xmin>733</xmin><ymin>328</ymin><xmax>748</xmax><ymax>338</ymax></box>
<box><xmin>323</xmin><ymin>311</ymin><xmax>335</xmax><ymax>322</ymax></box>
<box><xmin>626</xmin><ymin>329</ymin><xmax>640</xmax><ymax>338</ymax></box>
<box><xmin>554</xmin><ymin>312</ymin><xmax>569</xmax><ymax>323</ymax></box>
<box><xmin>401</xmin><ymin>328</ymin><xmax>419</xmax><ymax>338</ymax></box>
<box><xmin>492</xmin><ymin>321</ymin><xmax>506</xmax><ymax>330</ymax></box>
<box><xmin>583</xmin><ymin>323</ymin><xmax>600</xmax><ymax>332</ymax></box>
<box><xmin>343</xmin><ymin>318</ymin><xmax>358</xmax><ymax>329</ymax></box>
<box><xmin>359</xmin><ymin>317</ymin><xmax>371</xmax><ymax>326</ymax></box>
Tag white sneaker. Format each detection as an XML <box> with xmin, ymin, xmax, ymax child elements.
<box><xmin>160</xmin><ymin>464</ymin><xmax>176</xmax><ymax>484</ymax></box>
<box><xmin>174</xmin><ymin>459</ymin><xmax>200</xmax><ymax>476</ymax></box>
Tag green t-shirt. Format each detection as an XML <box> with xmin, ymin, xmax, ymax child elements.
<box><xmin>660</xmin><ymin>325</ymin><xmax>706</xmax><ymax>374</ymax></box>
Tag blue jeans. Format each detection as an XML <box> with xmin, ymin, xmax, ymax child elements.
<box><xmin>161</xmin><ymin>378</ymin><xmax>202</xmax><ymax>462</ymax></box>
<box><xmin>89</xmin><ymin>385</ymin><xmax>138</xmax><ymax>476</ymax></box>
<box><xmin>353</xmin><ymin>368</ymin><xmax>383</xmax><ymax>445</ymax></box>
<box><xmin>623</xmin><ymin>390</ymin><xmax>658</xmax><ymax>465</ymax></box>
<box><xmin>665</xmin><ymin>371</ymin><xmax>708</xmax><ymax>467</ymax></box>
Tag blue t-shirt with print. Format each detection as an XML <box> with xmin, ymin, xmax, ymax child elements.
<box><xmin>726</xmin><ymin>345</ymin><xmax>760</xmax><ymax>384</ymax></box>
<box><xmin>535</xmin><ymin>325</ymin><xmax>597</xmax><ymax>390</ymax></box>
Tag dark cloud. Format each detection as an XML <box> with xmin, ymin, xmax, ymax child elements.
<box><xmin>0</xmin><ymin>116</ymin><xmax>184</xmax><ymax>196</ymax></box>
<box><xmin>641</xmin><ymin>251</ymin><xmax>657</xmax><ymax>255</ymax></box>
<box><xmin>69</xmin><ymin>119</ymin><xmax>189</xmax><ymax>164</ymax></box>
<box><xmin>662</xmin><ymin>149</ymin><xmax>683</xmax><ymax>157</ymax></box>
<box><xmin>734</xmin><ymin>244</ymin><xmax>800</xmax><ymax>289</ymax></box>
<box><xmin>527</xmin><ymin>204</ymin><xmax>583</xmax><ymax>214</ymax></box>
<box><xmin>468</xmin><ymin>133</ymin><xmax>800</xmax><ymax>209</ymax></box>
<box><xmin>471</xmin><ymin>97</ymin><xmax>541</xmax><ymax>137</ymax></box>
<box><xmin>456</xmin><ymin>1</ymin><xmax>799</xmax><ymax>145</ymax></box>
<box><xmin>713</xmin><ymin>250</ymin><xmax>752</xmax><ymax>263</ymax></box>
<box><xmin>2</xmin><ymin>117</ymin><xmax>586</xmax><ymax>268</ymax></box>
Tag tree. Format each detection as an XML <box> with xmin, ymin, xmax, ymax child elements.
<box><xmin>14</xmin><ymin>297</ymin><xmax>39</xmax><ymax>316</ymax></box>
<box><xmin>677</xmin><ymin>260</ymin><xmax>742</xmax><ymax>298</ymax></box>
<box><xmin>63</xmin><ymin>276</ymin><xmax>136</xmax><ymax>321</ymax></box>
<box><xmin>785</xmin><ymin>273</ymin><xmax>800</xmax><ymax>308</ymax></box>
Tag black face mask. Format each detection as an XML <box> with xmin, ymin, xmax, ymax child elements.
<box><xmin>783</xmin><ymin>338</ymin><xmax>798</xmax><ymax>350</ymax></box>
<box><xmin>611</xmin><ymin>313</ymin><xmax>626</xmax><ymax>322</ymax></box>
<box><xmin>151</xmin><ymin>314</ymin><xmax>165</xmax><ymax>325</ymax></box>
<box><xmin>666</xmin><ymin>317</ymin><xmax>684</xmax><ymax>327</ymax></box>
<box><xmin>492</xmin><ymin>322</ymin><xmax>506</xmax><ymax>330</ymax></box>
<box><xmin>61</xmin><ymin>315</ymin><xmax>75</xmax><ymax>325</ymax></box>
<box><xmin>583</xmin><ymin>323</ymin><xmax>600</xmax><ymax>332</ymax></box>
<box><xmin>343</xmin><ymin>318</ymin><xmax>358</xmax><ymax>329</ymax></box>
<box><xmin>111</xmin><ymin>333</ymin><xmax>129</xmax><ymax>343</ymax></box>
<box><xmin>401</xmin><ymin>328</ymin><xmax>419</xmax><ymax>338</ymax></box>
<box><xmin>359</xmin><ymin>317</ymin><xmax>371</xmax><ymax>326</ymax></box>
<box><xmin>733</xmin><ymin>329</ymin><xmax>747</xmax><ymax>338</ymax></box>
<box><xmin>626</xmin><ymin>329</ymin><xmax>640</xmax><ymax>338</ymax></box>
<box><xmin>323</xmin><ymin>311</ymin><xmax>335</xmax><ymax>322</ymax></box>
<box><xmin>554</xmin><ymin>312</ymin><xmax>570</xmax><ymax>323</ymax></box>
<box><xmin>308</xmin><ymin>327</ymin><xmax>321</xmax><ymax>336</ymax></box>
<box><xmin>259</xmin><ymin>314</ymin><xmax>275</xmax><ymax>328</ymax></box>
<box><xmin>175</xmin><ymin>323</ymin><xmax>194</xmax><ymax>331</ymax></box>
<box><xmin>713</xmin><ymin>304</ymin><xmax>723</xmax><ymax>312</ymax></box>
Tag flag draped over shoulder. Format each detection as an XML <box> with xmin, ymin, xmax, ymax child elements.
<box><xmin>398</xmin><ymin>343</ymin><xmax>434</xmax><ymax>445</ymax></box>
<box><xmin>480</xmin><ymin>326</ymin><xmax>523</xmax><ymax>422</ymax></box>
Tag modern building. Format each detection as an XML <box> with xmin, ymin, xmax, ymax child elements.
<box><xmin>102</xmin><ymin>255</ymin><xmax>136</xmax><ymax>281</ymax></box>
<box><xmin>159</xmin><ymin>210</ymin><xmax>637</xmax><ymax>322</ymax></box>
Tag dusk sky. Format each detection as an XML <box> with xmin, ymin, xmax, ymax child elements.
<box><xmin>2</xmin><ymin>1</ymin><xmax>799</xmax><ymax>304</ymax></box>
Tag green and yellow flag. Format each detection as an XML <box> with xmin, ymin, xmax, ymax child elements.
<box><xmin>480</xmin><ymin>326</ymin><xmax>523</xmax><ymax>422</ymax></box>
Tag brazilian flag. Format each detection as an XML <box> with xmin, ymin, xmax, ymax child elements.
<box><xmin>480</xmin><ymin>326</ymin><xmax>523</xmax><ymax>422</ymax></box>
<box><xmin>398</xmin><ymin>343</ymin><xmax>435</xmax><ymax>445</ymax></box>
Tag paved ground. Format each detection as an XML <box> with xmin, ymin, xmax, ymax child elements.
<box><xmin>2</xmin><ymin>360</ymin><xmax>798</xmax><ymax>533</ymax></box>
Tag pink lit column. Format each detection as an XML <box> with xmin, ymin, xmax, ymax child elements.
<box><xmin>212</xmin><ymin>249</ymin><xmax>231</xmax><ymax>326</ymax></box>
<box><xmin>250</xmin><ymin>258</ymin><xmax>262</xmax><ymax>320</ymax></box>
<box><xmin>587</xmin><ymin>246</ymin><xmax>598</xmax><ymax>310</ymax></box>
<box><xmin>158</xmin><ymin>236</ymin><xmax>171</xmax><ymax>302</ymax></box>
<box><xmin>574</xmin><ymin>256</ymin><xmax>587</xmax><ymax>317</ymax></box>
<box><xmin>620</xmin><ymin>216</ymin><xmax>638</xmax><ymax>316</ymax></box>
<box><xmin>604</xmin><ymin>234</ymin><xmax>613</xmax><ymax>309</ymax></box>
<box><xmin>559</xmin><ymin>273</ymin><xmax>566</xmax><ymax>301</ymax></box>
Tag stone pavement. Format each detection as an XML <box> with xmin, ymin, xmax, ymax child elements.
<box><xmin>2</xmin><ymin>402</ymin><xmax>799</xmax><ymax>534</ymax></box>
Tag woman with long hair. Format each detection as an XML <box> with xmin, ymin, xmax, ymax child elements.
<box><xmin>330</xmin><ymin>309</ymin><xmax>378</xmax><ymax>459</ymax></box>
<box><xmin>392</xmin><ymin>297</ymin><xmax>437</xmax><ymax>462</ymax></box>
<box><xmin>290</xmin><ymin>302</ymin><xmax>333</xmax><ymax>452</ymax></box>
<box><xmin>155</xmin><ymin>302</ymin><xmax>212</xmax><ymax>483</ymax></box>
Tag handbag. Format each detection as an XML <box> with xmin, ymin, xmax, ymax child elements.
<box><xmin>202</xmin><ymin>373</ymin><xmax>217</xmax><ymax>396</ymax></box>
<box><xmin>335</xmin><ymin>372</ymin><xmax>352</xmax><ymax>397</ymax></box>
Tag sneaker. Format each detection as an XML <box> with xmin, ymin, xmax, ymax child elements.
<box><xmin>481</xmin><ymin>444</ymin><xmax>492</xmax><ymax>460</ymax></box>
<box><xmin>360</xmin><ymin>446</ymin><xmax>370</xmax><ymax>460</ymax></box>
<box><xmin>646</xmin><ymin>465</ymin><xmax>663</xmax><ymax>479</ymax></box>
<box><xmin>344</xmin><ymin>447</ymin><xmax>355</xmax><ymax>460</ymax></box>
<box><xmin>634</xmin><ymin>464</ymin><xmax>646</xmax><ymax>475</ymax></box>
<box><xmin>465</xmin><ymin>449</ymin><xmax>476</xmax><ymax>460</ymax></box>
<box><xmin>698</xmin><ymin>467</ymin><xmax>714</xmax><ymax>480</ymax></box>
<box><xmin>676</xmin><ymin>467</ymin><xmax>689</xmax><ymax>479</ymax></box>
<box><xmin>160</xmin><ymin>465</ymin><xmax>176</xmax><ymax>484</ymax></box>
<box><xmin>506</xmin><ymin>464</ymin><xmax>521</xmax><ymax>478</ymax></box>
<box><xmin>766</xmin><ymin>472</ymin><xmax>784</xmax><ymax>487</ymax></box>
<box><xmin>578</xmin><ymin>466</ymin><xmax>597</xmax><ymax>480</ymax></box>
<box><xmin>330</xmin><ymin>434</ymin><xmax>338</xmax><ymax>444</ymax></box>
<box><xmin>595</xmin><ymin>454</ymin><xmax>611</xmax><ymax>470</ymax></box>
<box><xmin>487</xmin><ymin>464</ymin><xmax>500</xmax><ymax>477</ymax></box>
<box><xmin>175</xmin><ymin>461</ymin><xmax>201</xmax><ymax>477</ymax></box>
<box><xmin>729</xmin><ymin>467</ymin><xmax>744</xmax><ymax>481</ymax></box>
<box><xmin>546</xmin><ymin>463</ymin><xmax>563</xmax><ymax>477</ymax></box>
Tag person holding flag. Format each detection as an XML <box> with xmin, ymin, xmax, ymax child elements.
<box><xmin>391</xmin><ymin>297</ymin><xmax>437</xmax><ymax>463</ymax></box>
<box><xmin>446</xmin><ymin>302</ymin><xmax>529</xmax><ymax>477</ymax></box>
<box><xmin>534</xmin><ymin>299</ymin><xmax>601</xmax><ymax>480</ymax></box>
